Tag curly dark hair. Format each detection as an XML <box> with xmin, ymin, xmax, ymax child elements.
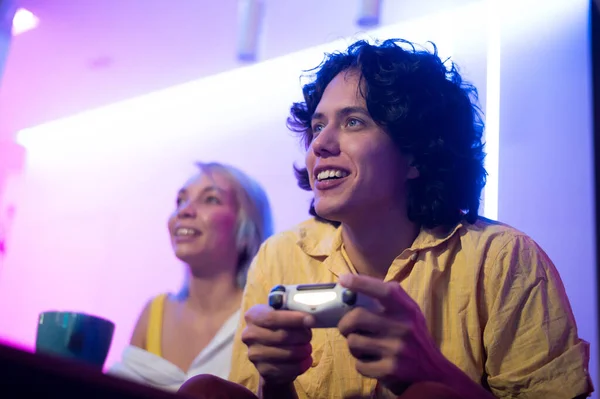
<box><xmin>287</xmin><ymin>39</ymin><xmax>487</xmax><ymax>229</ymax></box>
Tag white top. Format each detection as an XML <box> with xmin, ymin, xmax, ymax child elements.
<box><xmin>107</xmin><ymin>310</ymin><xmax>240</xmax><ymax>392</ymax></box>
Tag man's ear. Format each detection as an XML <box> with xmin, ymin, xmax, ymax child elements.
<box><xmin>406</xmin><ymin>157</ymin><xmax>420</xmax><ymax>179</ymax></box>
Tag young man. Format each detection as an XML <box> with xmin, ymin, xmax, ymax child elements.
<box><xmin>182</xmin><ymin>39</ymin><xmax>593</xmax><ymax>399</ymax></box>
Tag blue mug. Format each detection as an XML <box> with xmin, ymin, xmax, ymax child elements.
<box><xmin>36</xmin><ymin>311</ymin><xmax>115</xmax><ymax>368</ymax></box>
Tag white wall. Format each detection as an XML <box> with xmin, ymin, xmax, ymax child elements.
<box><xmin>498</xmin><ymin>0</ymin><xmax>597</xmax><ymax>393</ymax></box>
<box><xmin>0</xmin><ymin>4</ymin><xmax>489</xmax><ymax>369</ymax></box>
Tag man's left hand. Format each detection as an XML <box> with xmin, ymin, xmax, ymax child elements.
<box><xmin>337</xmin><ymin>273</ymin><xmax>450</xmax><ymax>394</ymax></box>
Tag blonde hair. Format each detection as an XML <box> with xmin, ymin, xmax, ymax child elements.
<box><xmin>176</xmin><ymin>162</ymin><xmax>274</xmax><ymax>297</ymax></box>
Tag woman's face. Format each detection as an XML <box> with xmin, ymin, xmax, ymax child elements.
<box><xmin>167</xmin><ymin>171</ymin><xmax>240</xmax><ymax>272</ymax></box>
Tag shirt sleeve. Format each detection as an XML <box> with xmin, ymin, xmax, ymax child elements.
<box><xmin>483</xmin><ymin>235</ymin><xmax>593</xmax><ymax>398</ymax></box>
<box><xmin>228</xmin><ymin>240</ymin><xmax>272</xmax><ymax>394</ymax></box>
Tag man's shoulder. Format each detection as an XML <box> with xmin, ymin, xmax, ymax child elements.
<box><xmin>461</xmin><ymin>217</ymin><xmax>555</xmax><ymax>278</ymax></box>
<box><xmin>461</xmin><ymin>216</ymin><xmax>537</xmax><ymax>248</ymax></box>
<box><xmin>262</xmin><ymin>217</ymin><xmax>338</xmax><ymax>251</ymax></box>
<box><xmin>250</xmin><ymin>218</ymin><xmax>338</xmax><ymax>284</ymax></box>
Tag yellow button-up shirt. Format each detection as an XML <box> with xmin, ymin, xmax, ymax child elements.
<box><xmin>229</xmin><ymin>217</ymin><xmax>592</xmax><ymax>398</ymax></box>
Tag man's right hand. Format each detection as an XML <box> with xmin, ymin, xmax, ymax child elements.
<box><xmin>241</xmin><ymin>304</ymin><xmax>314</xmax><ymax>384</ymax></box>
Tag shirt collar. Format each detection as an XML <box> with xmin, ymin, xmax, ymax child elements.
<box><xmin>296</xmin><ymin>218</ymin><xmax>463</xmax><ymax>258</ymax></box>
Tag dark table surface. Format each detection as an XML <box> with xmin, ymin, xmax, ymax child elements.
<box><xmin>0</xmin><ymin>342</ymin><xmax>188</xmax><ymax>398</ymax></box>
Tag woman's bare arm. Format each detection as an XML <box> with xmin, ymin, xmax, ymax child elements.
<box><xmin>130</xmin><ymin>299</ymin><xmax>153</xmax><ymax>349</ymax></box>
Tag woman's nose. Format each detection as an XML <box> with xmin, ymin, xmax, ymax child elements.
<box><xmin>177</xmin><ymin>201</ymin><xmax>197</xmax><ymax>218</ymax></box>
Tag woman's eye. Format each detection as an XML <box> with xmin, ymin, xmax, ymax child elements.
<box><xmin>205</xmin><ymin>196</ymin><xmax>221</xmax><ymax>205</ymax></box>
<box><xmin>312</xmin><ymin>124</ymin><xmax>324</xmax><ymax>133</ymax></box>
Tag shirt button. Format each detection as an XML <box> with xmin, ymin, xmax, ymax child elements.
<box><xmin>410</xmin><ymin>252</ymin><xmax>419</xmax><ymax>261</ymax></box>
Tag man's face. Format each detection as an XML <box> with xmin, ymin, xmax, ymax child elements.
<box><xmin>305</xmin><ymin>70</ymin><xmax>418</xmax><ymax>223</ymax></box>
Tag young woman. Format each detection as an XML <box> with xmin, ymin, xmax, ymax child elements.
<box><xmin>109</xmin><ymin>162</ymin><xmax>273</xmax><ymax>391</ymax></box>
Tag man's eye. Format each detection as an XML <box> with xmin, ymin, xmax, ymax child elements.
<box><xmin>347</xmin><ymin>118</ymin><xmax>363</xmax><ymax>128</ymax></box>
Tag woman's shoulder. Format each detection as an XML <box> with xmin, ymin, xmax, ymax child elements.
<box><xmin>130</xmin><ymin>293</ymin><xmax>169</xmax><ymax>348</ymax></box>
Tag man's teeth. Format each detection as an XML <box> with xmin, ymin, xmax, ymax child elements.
<box><xmin>176</xmin><ymin>228</ymin><xmax>198</xmax><ymax>236</ymax></box>
<box><xmin>317</xmin><ymin>169</ymin><xmax>349</xmax><ymax>181</ymax></box>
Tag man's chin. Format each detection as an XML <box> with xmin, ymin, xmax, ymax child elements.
<box><xmin>314</xmin><ymin>204</ymin><xmax>346</xmax><ymax>224</ymax></box>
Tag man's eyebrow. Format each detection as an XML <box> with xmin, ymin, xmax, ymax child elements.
<box><xmin>337</xmin><ymin>106</ymin><xmax>370</xmax><ymax>118</ymax></box>
<box><xmin>311</xmin><ymin>106</ymin><xmax>370</xmax><ymax>122</ymax></box>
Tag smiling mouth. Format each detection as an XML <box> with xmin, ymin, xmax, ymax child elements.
<box><xmin>316</xmin><ymin>169</ymin><xmax>349</xmax><ymax>182</ymax></box>
<box><xmin>174</xmin><ymin>227</ymin><xmax>201</xmax><ymax>237</ymax></box>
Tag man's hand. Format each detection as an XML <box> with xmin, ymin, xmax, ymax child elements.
<box><xmin>337</xmin><ymin>274</ymin><xmax>454</xmax><ymax>394</ymax></box>
<box><xmin>241</xmin><ymin>304</ymin><xmax>314</xmax><ymax>385</ymax></box>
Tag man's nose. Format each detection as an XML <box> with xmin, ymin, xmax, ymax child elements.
<box><xmin>311</xmin><ymin>125</ymin><xmax>341</xmax><ymax>158</ymax></box>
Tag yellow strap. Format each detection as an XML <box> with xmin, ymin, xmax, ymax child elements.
<box><xmin>146</xmin><ymin>293</ymin><xmax>167</xmax><ymax>357</ymax></box>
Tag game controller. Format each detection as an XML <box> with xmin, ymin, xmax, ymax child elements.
<box><xmin>268</xmin><ymin>283</ymin><xmax>381</xmax><ymax>328</ymax></box>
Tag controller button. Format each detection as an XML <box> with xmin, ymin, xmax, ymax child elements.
<box><xmin>269</xmin><ymin>294</ymin><xmax>284</xmax><ymax>310</ymax></box>
<box><xmin>342</xmin><ymin>290</ymin><xmax>357</xmax><ymax>306</ymax></box>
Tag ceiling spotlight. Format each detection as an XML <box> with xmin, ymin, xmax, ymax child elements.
<box><xmin>12</xmin><ymin>8</ymin><xmax>39</xmax><ymax>36</ymax></box>
<box><xmin>236</xmin><ymin>0</ymin><xmax>265</xmax><ymax>62</ymax></box>
<box><xmin>356</xmin><ymin>0</ymin><xmax>382</xmax><ymax>28</ymax></box>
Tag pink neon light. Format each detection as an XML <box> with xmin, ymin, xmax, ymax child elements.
<box><xmin>12</xmin><ymin>8</ymin><xmax>38</xmax><ymax>36</ymax></box>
